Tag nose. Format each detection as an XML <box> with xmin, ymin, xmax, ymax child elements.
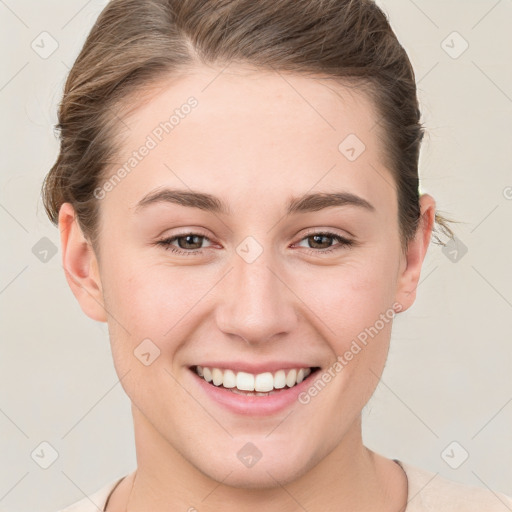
<box><xmin>215</xmin><ymin>246</ymin><xmax>298</xmax><ymax>345</ymax></box>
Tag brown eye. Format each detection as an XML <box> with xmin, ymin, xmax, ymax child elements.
<box><xmin>175</xmin><ymin>234</ymin><xmax>204</xmax><ymax>250</ymax></box>
<box><xmin>307</xmin><ymin>234</ymin><xmax>335</xmax><ymax>249</ymax></box>
<box><xmin>156</xmin><ymin>232</ymin><xmax>213</xmax><ymax>255</ymax></box>
<box><xmin>295</xmin><ymin>231</ymin><xmax>355</xmax><ymax>255</ymax></box>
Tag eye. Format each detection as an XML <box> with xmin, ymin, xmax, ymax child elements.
<box><xmin>294</xmin><ymin>231</ymin><xmax>355</xmax><ymax>255</ymax></box>
<box><xmin>156</xmin><ymin>232</ymin><xmax>213</xmax><ymax>256</ymax></box>
<box><xmin>155</xmin><ymin>230</ymin><xmax>356</xmax><ymax>257</ymax></box>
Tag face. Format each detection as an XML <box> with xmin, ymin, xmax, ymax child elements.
<box><xmin>60</xmin><ymin>65</ymin><xmax>434</xmax><ymax>489</ymax></box>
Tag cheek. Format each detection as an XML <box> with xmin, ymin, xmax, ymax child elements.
<box><xmin>101</xmin><ymin>256</ymin><xmax>220</xmax><ymax>386</ymax></box>
<box><xmin>102</xmin><ymin>253</ymin><xmax>202</xmax><ymax>332</ymax></box>
<box><xmin>297</xmin><ymin>263</ymin><xmax>396</xmax><ymax>424</ymax></box>
<box><xmin>297</xmin><ymin>253</ymin><xmax>398</xmax><ymax>403</ymax></box>
<box><xmin>101</xmin><ymin>262</ymin><xmax>196</xmax><ymax>416</ymax></box>
<box><xmin>306</xmin><ymin>256</ymin><xmax>397</xmax><ymax>338</ymax></box>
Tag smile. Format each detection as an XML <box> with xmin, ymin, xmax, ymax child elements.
<box><xmin>192</xmin><ymin>365</ymin><xmax>320</xmax><ymax>395</ymax></box>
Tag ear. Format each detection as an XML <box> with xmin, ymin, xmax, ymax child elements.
<box><xmin>58</xmin><ymin>202</ymin><xmax>107</xmax><ymax>323</ymax></box>
<box><xmin>394</xmin><ymin>193</ymin><xmax>436</xmax><ymax>313</ymax></box>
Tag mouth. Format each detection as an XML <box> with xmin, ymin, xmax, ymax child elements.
<box><xmin>190</xmin><ymin>365</ymin><xmax>321</xmax><ymax>396</ymax></box>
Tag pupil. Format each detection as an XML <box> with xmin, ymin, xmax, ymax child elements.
<box><xmin>180</xmin><ymin>235</ymin><xmax>201</xmax><ymax>249</ymax></box>
<box><xmin>311</xmin><ymin>234</ymin><xmax>329</xmax><ymax>249</ymax></box>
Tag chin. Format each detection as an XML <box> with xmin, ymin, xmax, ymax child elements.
<box><xmin>192</xmin><ymin>444</ymin><xmax>316</xmax><ymax>490</ymax></box>
<box><xmin>211</xmin><ymin>463</ymin><xmax>305</xmax><ymax>490</ymax></box>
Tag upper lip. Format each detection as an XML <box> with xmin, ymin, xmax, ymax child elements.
<box><xmin>191</xmin><ymin>361</ymin><xmax>319</xmax><ymax>374</ymax></box>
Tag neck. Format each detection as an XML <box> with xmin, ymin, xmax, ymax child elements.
<box><xmin>124</xmin><ymin>406</ymin><xmax>406</xmax><ymax>512</ymax></box>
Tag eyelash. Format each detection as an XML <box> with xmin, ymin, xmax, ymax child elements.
<box><xmin>155</xmin><ymin>230</ymin><xmax>356</xmax><ymax>257</ymax></box>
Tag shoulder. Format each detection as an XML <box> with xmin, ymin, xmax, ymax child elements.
<box><xmin>56</xmin><ymin>476</ymin><xmax>126</xmax><ymax>512</ymax></box>
<box><xmin>396</xmin><ymin>460</ymin><xmax>512</xmax><ymax>512</ymax></box>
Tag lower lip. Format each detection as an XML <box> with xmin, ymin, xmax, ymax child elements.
<box><xmin>189</xmin><ymin>368</ymin><xmax>319</xmax><ymax>416</ymax></box>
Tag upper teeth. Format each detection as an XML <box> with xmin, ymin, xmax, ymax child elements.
<box><xmin>195</xmin><ymin>366</ymin><xmax>312</xmax><ymax>392</ymax></box>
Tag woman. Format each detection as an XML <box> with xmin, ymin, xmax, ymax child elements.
<box><xmin>41</xmin><ymin>0</ymin><xmax>511</xmax><ymax>510</ymax></box>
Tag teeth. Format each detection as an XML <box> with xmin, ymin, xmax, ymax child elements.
<box><xmin>203</xmin><ymin>367</ymin><xmax>212</xmax><ymax>383</ymax></box>
<box><xmin>194</xmin><ymin>365</ymin><xmax>312</xmax><ymax>392</ymax></box>
<box><xmin>255</xmin><ymin>372</ymin><xmax>274</xmax><ymax>392</ymax></box>
<box><xmin>274</xmin><ymin>370</ymin><xmax>286</xmax><ymax>389</ymax></box>
<box><xmin>212</xmin><ymin>368</ymin><xmax>223</xmax><ymax>386</ymax></box>
<box><xmin>285</xmin><ymin>369</ymin><xmax>297</xmax><ymax>387</ymax></box>
<box><xmin>223</xmin><ymin>369</ymin><xmax>236</xmax><ymax>388</ymax></box>
<box><xmin>237</xmin><ymin>371</ymin><xmax>254</xmax><ymax>391</ymax></box>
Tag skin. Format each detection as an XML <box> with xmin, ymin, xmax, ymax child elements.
<box><xmin>58</xmin><ymin>64</ymin><xmax>435</xmax><ymax>511</ymax></box>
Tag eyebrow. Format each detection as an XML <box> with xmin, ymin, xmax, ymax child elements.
<box><xmin>133</xmin><ymin>187</ymin><xmax>376</xmax><ymax>216</ymax></box>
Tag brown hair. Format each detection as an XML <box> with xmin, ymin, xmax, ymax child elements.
<box><xmin>41</xmin><ymin>0</ymin><xmax>456</xmax><ymax>257</ymax></box>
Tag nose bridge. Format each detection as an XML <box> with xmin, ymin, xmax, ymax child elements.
<box><xmin>216</xmin><ymin>240</ymin><xmax>297</xmax><ymax>344</ymax></box>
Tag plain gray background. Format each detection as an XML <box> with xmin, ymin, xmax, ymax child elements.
<box><xmin>1</xmin><ymin>0</ymin><xmax>511</xmax><ymax>510</ymax></box>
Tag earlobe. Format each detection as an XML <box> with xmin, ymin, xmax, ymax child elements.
<box><xmin>394</xmin><ymin>194</ymin><xmax>436</xmax><ymax>313</ymax></box>
<box><xmin>58</xmin><ymin>202</ymin><xmax>107</xmax><ymax>323</ymax></box>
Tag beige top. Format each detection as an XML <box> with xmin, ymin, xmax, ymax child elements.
<box><xmin>57</xmin><ymin>459</ymin><xmax>512</xmax><ymax>511</ymax></box>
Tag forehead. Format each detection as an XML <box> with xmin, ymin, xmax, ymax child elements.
<box><xmin>104</xmin><ymin>65</ymin><xmax>394</xmax><ymax>216</ymax></box>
